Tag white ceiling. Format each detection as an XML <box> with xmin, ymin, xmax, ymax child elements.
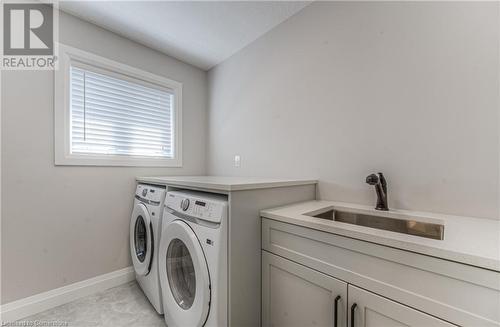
<box><xmin>59</xmin><ymin>1</ymin><xmax>311</xmax><ymax>70</ymax></box>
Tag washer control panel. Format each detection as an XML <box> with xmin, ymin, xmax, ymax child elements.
<box><xmin>166</xmin><ymin>190</ymin><xmax>228</xmax><ymax>223</ymax></box>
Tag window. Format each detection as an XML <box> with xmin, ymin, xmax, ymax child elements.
<box><xmin>55</xmin><ymin>44</ymin><xmax>182</xmax><ymax>166</ymax></box>
<box><xmin>69</xmin><ymin>66</ymin><xmax>174</xmax><ymax>158</ymax></box>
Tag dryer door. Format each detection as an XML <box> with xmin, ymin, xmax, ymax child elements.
<box><xmin>130</xmin><ymin>203</ymin><xmax>153</xmax><ymax>276</ymax></box>
<box><xmin>159</xmin><ymin>219</ymin><xmax>210</xmax><ymax>327</ymax></box>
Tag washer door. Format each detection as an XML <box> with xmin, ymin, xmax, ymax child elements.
<box><xmin>130</xmin><ymin>203</ymin><xmax>152</xmax><ymax>276</ymax></box>
<box><xmin>159</xmin><ymin>219</ymin><xmax>210</xmax><ymax>327</ymax></box>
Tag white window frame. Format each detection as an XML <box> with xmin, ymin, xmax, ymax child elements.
<box><xmin>54</xmin><ymin>43</ymin><xmax>182</xmax><ymax>167</ymax></box>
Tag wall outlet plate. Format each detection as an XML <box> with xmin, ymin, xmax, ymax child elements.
<box><xmin>234</xmin><ymin>155</ymin><xmax>241</xmax><ymax>168</ymax></box>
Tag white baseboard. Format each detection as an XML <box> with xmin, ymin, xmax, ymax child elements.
<box><xmin>1</xmin><ymin>266</ymin><xmax>135</xmax><ymax>322</ymax></box>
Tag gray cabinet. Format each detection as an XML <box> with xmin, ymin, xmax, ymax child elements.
<box><xmin>262</xmin><ymin>218</ymin><xmax>499</xmax><ymax>326</ymax></box>
<box><xmin>262</xmin><ymin>251</ymin><xmax>454</xmax><ymax>327</ymax></box>
<box><xmin>262</xmin><ymin>251</ymin><xmax>347</xmax><ymax>327</ymax></box>
<box><xmin>348</xmin><ymin>285</ymin><xmax>454</xmax><ymax>327</ymax></box>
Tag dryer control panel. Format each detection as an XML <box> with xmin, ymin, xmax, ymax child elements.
<box><xmin>166</xmin><ymin>190</ymin><xmax>228</xmax><ymax>223</ymax></box>
<box><xmin>135</xmin><ymin>184</ymin><xmax>165</xmax><ymax>205</ymax></box>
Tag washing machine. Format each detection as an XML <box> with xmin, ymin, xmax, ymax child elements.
<box><xmin>159</xmin><ymin>190</ymin><xmax>228</xmax><ymax>327</ymax></box>
<box><xmin>130</xmin><ymin>183</ymin><xmax>166</xmax><ymax>314</ymax></box>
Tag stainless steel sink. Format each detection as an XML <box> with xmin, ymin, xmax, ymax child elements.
<box><xmin>308</xmin><ymin>209</ymin><xmax>444</xmax><ymax>240</ymax></box>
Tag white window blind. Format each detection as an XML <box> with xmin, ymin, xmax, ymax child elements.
<box><xmin>69</xmin><ymin>66</ymin><xmax>174</xmax><ymax>158</ymax></box>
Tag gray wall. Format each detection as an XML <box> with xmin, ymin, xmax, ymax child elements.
<box><xmin>207</xmin><ymin>1</ymin><xmax>499</xmax><ymax>220</ymax></box>
<box><xmin>1</xmin><ymin>11</ymin><xmax>207</xmax><ymax>303</ymax></box>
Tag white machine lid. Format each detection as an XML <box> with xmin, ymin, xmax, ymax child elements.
<box><xmin>160</xmin><ymin>220</ymin><xmax>211</xmax><ymax>327</ymax></box>
<box><xmin>130</xmin><ymin>203</ymin><xmax>152</xmax><ymax>276</ymax></box>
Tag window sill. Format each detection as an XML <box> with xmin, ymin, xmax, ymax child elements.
<box><xmin>55</xmin><ymin>153</ymin><xmax>182</xmax><ymax>167</ymax></box>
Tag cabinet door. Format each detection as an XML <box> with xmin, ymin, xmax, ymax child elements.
<box><xmin>262</xmin><ymin>251</ymin><xmax>347</xmax><ymax>327</ymax></box>
<box><xmin>348</xmin><ymin>285</ymin><xmax>455</xmax><ymax>327</ymax></box>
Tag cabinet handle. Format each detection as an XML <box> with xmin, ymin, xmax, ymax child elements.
<box><xmin>350</xmin><ymin>303</ymin><xmax>357</xmax><ymax>327</ymax></box>
<box><xmin>333</xmin><ymin>295</ymin><xmax>341</xmax><ymax>327</ymax></box>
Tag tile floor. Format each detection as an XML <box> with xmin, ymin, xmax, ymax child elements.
<box><xmin>18</xmin><ymin>282</ymin><xmax>165</xmax><ymax>327</ymax></box>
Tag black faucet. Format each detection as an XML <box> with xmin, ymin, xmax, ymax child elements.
<box><xmin>366</xmin><ymin>172</ymin><xmax>388</xmax><ymax>211</ymax></box>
